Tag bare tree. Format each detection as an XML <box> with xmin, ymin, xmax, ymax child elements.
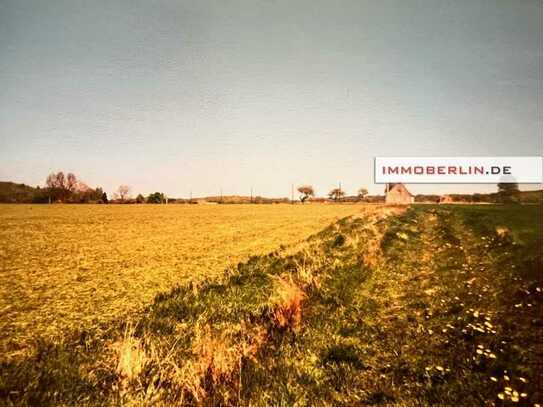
<box><xmin>46</xmin><ymin>171</ymin><xmax>69</xmax><ymax>201</ymax></box>
<box><xmin>357</xmin><ymin>188</ymin><xmax>368</xmax><ymax>200</ymax></box>
<box><xmin>46</xmin><ymin>173</ymin><xmax>56</xmax><ymax>189</ymax></box>
<box><xmin>44</xmin><ymin>171</ymin><xmax>92</xmax><ymax>202</ymax></box>
<box><xmin>328</xmin><ymin>188</ymin><xmax>345</xmax><ymax>201</ymax></box>
<box><xmin>117</xmin><ymin>185</ymin><xmax>131</xmax><ymax>201</ymax></box>
<box><xmin>46</xmin><ymin>171</ymin><xmax>66</xmax><ymax>190</ymax></box>
<box><xmin>297</xmin><ymin>185</ymin><xmax>314</xmax><ymax>204</ymax></box>
<box><xmin>66</xmin><ymin>173</ymin><xmax>78</xmax><ymax>192</ymax></box>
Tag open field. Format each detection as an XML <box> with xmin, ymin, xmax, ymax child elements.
<box><xmin>0</xmin><ymin>204</ymin><xmax>363</xmax><ymax>359</ymax></box>
<box><xmin>1</xmin><ymin>204</ymin><xmax>542</xmax><ymax>405</ymax></box>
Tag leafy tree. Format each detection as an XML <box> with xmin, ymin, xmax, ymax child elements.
<box><xmin>357</xmin><ymin>188</ymin><xmax>368</xmax><ymax>200</ymax></box>
<box><xmin>497</xmin><ymin>182</ymin><xmax>520</xmax><ymax>203</ymax></box>
<box><xmin>147</xmin><ymin>192</ymin><xmax>165</xmax><ymax>204</ymax></box>
<box><xmin>328</xmin><ymin>188</ymin><xmax>345</xmax><ymax>201</ymax></box>
<box><xmin>136</xmin><ymin>194</ymin><xmax>145</xmax><ymax>203</ymax></box>
<box><xmin>31</xmin><ymin>188</ymin><xmax>50</xmax><ymax>203</ymax></box>
<box><xmin>101</xmin><ymin>191</ymin><xmax>108</xmax><ymax>204</ymax></box>
<box><xmin>297</xmin><ymin>185</ymin><xmax>314</xmax><ymax>204</ymax></box>
<box><xmin>90</xmin><ymin>187</ymin><xmax>104</xmax><ymax>202</ymax></box>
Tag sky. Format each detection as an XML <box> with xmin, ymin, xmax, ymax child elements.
<box><xmin>1</xmin><ymin>0</ymin><xmax>542</xmax><ymax>198</ymax></box>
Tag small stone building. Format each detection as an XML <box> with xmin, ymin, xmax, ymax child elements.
<box><xmin>385</xmin><ymin>183</ymin><xmax>414</xmax><ymax>205</ymax></box>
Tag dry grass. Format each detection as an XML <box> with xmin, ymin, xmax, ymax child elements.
<box><xmin>495</xmin><ymin>225</ymin><xmax>511</xmax><ymax>238</ymax></box>
<box><xmin>361</xmin><ymin>209</ymin><xmax>400</xmax><ymax>268</ymax></box>
<box><xmin>0</xmin><ymin>204</ymin><xmax>361</xmax><ymax>359</ymax></box>
<box><xmin>270</xmin><ymin>276</ymin><xmax>306</xmax><ymax>331</ymax></box>
<box><xmin>114</xmin><ymin>326</ymin><xmax>147</xmax><ymax>387</ymax></box>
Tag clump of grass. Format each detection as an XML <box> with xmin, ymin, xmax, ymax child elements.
<box><xmin>495</xmin><ymin>225</ymin><xmax>511</xmax><ymax>239</ymax></box>
<box><xmin>292</xmin><ymin>246</ymin><xmax>325</xmax><ymax>290</ymax></box>
<box><xmin>192</xmin><ymin>326</ymin><xmax>240</xmax><ymax>396</ymax></box>
<box><xmin>322</xmin><ymin>344</ymin><xmax>365</xmax><ymax>369</ymax></box>
<box><xmin>270</xmin><ymin>276</ymin><xmax>306</xmax><ymax>332</ymax></box>
<box><xmin>114</xmin><ymin>325</ymin><xmax>147</xmax><ymax>388</ymax></box>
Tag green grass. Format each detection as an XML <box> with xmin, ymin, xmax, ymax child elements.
<box><xmin>444</xmin><ymin>204</ymin><xmax>542</xmax><ymax>243</ymax></box>
<box><xmin>1</xmin><ymin>205</ymin><xmax>542</xmax><ymax>406</ymax></box>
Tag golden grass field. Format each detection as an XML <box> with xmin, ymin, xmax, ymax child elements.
<box><xmin>0</xmin><ymin>203</ymin><xmax>362</xmax><ymax>358</ymax></box>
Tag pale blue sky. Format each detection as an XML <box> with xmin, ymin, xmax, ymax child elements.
<box><xmin>1</xmin><ymin>0</ymin><xmax>542</xmax><ymax>197</ymax></box>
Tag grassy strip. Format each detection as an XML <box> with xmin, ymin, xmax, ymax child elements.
<box><xmin>109</xmin><ymin>209</ymin><xmax>396</xmax><ymax>405</ymax></box>
<box><xmin>370</xmin><ymin>205</ymin><xmax>543</xmax><ymax>405</ymax></box>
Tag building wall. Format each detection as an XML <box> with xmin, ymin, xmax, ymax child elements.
<box><xmin>385</xmin><ymin>188</ymin><xmax>414</xmax><ymax>204</ymax></box>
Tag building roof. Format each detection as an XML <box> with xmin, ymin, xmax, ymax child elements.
<box><xmin>388</xmin><ymin>183</ymin><xmax>413</xmax><ymax>197</ymax></box>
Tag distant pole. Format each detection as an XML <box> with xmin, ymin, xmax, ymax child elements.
<box><xmin>250</xmin><ymin>187</ymin><xmax>253</xmax><ymax>203</ymax></box>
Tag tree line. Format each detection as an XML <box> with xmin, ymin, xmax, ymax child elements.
<box><xmin>0</xmin><ymin>172</ymin><xmax>174</xmax><ymax>204</ymax></box>
<box><xmin>297</xmin><ymin>185</ymin><xmax>369</xmax><ymax>203</ymax></box>
<box><xmin>44</xmin><ymin>172</ymin><xmax>107</xmax><ymax>203</ymax></box>
<box><xmin>295</xmin><ymin>183</ymin><xmax>524</xmax><ymax>204</ymax></box>
<box><xmin>0</xmin><ymin>172</ymin><xmax>532</xmax><ymax>204</ymax></box>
